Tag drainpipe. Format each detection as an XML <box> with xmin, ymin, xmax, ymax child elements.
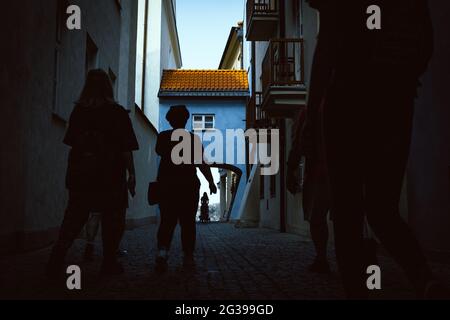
<box><xmin>279</xmin><ymin>119</ymin><xmax>286</xmax><ymax>233</ymax></box>
<box><xmin>141</xmin><ymin>0</ymin><xmax>149</xmax><ymax>110</ymax></box>
<box><xmin>248</xmin><ymin>40</ymin><xmax>256</xmax><ymax>179</ymax></box>
<box><xmin>279</xmin><ymin>0</ymin><xmax>287</xmax><ymax>233</ymax></box>
<box><xmin>251</xmin><ymin>41</ymin><xmax>256</xmax><ymax>96</ymax></box>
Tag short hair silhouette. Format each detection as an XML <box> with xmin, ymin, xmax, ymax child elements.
<box><xmin>77</xmin><ymin>69</ymin><xmax>115</xmax><ymax>107</ymax></box>
<box><xmin>166</xmin><ymin>105</ymin><xmax>190</xmax><ymax>129</ymax></box>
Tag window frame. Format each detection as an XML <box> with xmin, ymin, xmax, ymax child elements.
<box><xmin>192</xmin><ymin>114</ymin><xmax>216</xmax><ymax>131</ymax></box>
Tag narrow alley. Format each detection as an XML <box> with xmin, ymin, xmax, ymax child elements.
<box><xmin>2</xmin><ymin>223</ymin><xmax>450</xmax><ymax>300</ymax></box>
<box><xmin>2</xmin><ymin>0</ymin><xmax>450</xmax><ymax>305</ymax></box>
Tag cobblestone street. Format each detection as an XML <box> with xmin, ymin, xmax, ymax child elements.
<box><xmin>2</xmin><ymin>223</ymin><xmax>450</xmax><ymax>300</ymax></box>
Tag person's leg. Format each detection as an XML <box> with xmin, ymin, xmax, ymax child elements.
<box><xmin>84</xmin><ymin>213</ymin><xmax>101</xmax><ymax>261</ymax></box>
<box><xmin>101</xmin><ymin>208</ymin><xmax>126</xmax><ymax>264</ymax></box>
<box><xmin>309</xmin><ymin>178</ymin><xmax>331</xmax><ymax>265</ymax></box>
<box><xmin>364</xmin><ymin>93</ymin><xmax>432</xmax><ymax>296</ymax></box>
<box><xmin>179</xmin><ymin>191</ymin><xmax>200</xmax><ymax>265</ymax></box>
<box><xmin>154</xmin><ymin>202</ymin><xmax>178</xmax><ymax>272</ymax></box>
<box><xmin>324</xmin><ymin>86</ymin><xmax>367</xmax><ymax>298</ymax></box>
<box><xmin>86</xmin><ymin>213</ymin><xmax>101</xmax><ymax>242</ymax></box>
<box><xmin>179</xmin><ymin>209</ymin><xmax>197</xmax><ymax>257</ymax></box>
<box><xmin>46</xmin><ymin>192</ymin><xmax>91</xmax><ymax>276</ymax></box>
<box><xmin>310</xmin><ymin>209</ymin><xmax>329</xmax><ymax>264</ymax></box>
<box><xmin>329</xmin><ymin>172</ymin><xmax>366</xmax><ymax>297</ymax></box>
<box><xmin>157</xmin><ymin>202</ymin><xmax>179</xmax><ymax>251</ymax></box>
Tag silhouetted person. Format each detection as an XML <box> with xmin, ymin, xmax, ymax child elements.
<box><xmin>288</xmin><ymin>110</ymin><xmax>331</xmax><ymax>273</ymax></box>
<box><xmin>288</xmin><ymin>109</ymin><xmax>378</xmax><ymax>274</ymax></box>
<box><xmin>46</xmin><ymin>69</ymin><xmax>138</xmax><ymax>277</ymax></box>
<box><xmin>200</xmin><ymin>192</ymin><xmax>210</xmax><ymax>223</ymax></box>
<box><xmin>155</xmin><ymin>105</ymin><xmax>217</xmax><ymax>272</ymax></box>
<box><xmin>305</xmin><ymin>0</ymin><xmax>441</xmax><ymax>298</ymax></box>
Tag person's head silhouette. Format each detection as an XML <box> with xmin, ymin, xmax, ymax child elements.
<box><xmin>77</xmin><ymin>69</ymin><xmax>115</xmax><ymax>107</ymax></box>
<box><xmin>203</xmin><ymin>192</ymin><xmax>208</xmax><ymax>198</ymax></box>
<box><xmin>166</xmin><ymin>105</ymin><xmax>190</xmax><ymax>129</ymax></box>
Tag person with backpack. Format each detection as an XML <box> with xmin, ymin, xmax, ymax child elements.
<box><xmin>46</xmin><ymin>69</ymin><xmax>139</xmax><ymax>277</ymax></box>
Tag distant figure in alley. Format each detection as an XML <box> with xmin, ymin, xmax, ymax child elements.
<box><xmin>200</xmin><ymin>192</ymin><xmax>211</xmax><ymax>223</ymax></box>
<box><xmin>155</xmin><ymin>105</ymin><xmax>217</xmax><ymax>272</ymax></box>
<box><xmin>46</xmin><ymin>69</ymin><xmax>139</xmax><ymax>278</ymax></box>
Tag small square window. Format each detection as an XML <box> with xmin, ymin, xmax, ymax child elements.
<box><xmin>192</xmin><ymin>114</ymin><xmax>215</xmax><ymax>131</ymax></box>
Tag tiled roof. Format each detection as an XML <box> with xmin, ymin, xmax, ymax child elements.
<box><xmin>159</xmin><ymin>70</ymin><xmax>249</xmax><ymax>97</ymax></box>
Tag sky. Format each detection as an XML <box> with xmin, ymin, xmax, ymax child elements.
<box><xmin>176</xmin><ymin>0</ymin><xmax>245</xmax><ymax>69</ymax></box>
<box><xmin>176</xmin><ymin>0</ymin><xmax>244</xmax><ymax>205</ymax></box>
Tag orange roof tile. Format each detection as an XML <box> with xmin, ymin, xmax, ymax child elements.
<box><xmin>159</xmin><ymin>70</ymin><xmax>249</xmax><ymax>94</ymax></box>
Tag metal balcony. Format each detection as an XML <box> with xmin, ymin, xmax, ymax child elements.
<box><xmin>261</xmin><ymin>38</ymin><xmax>307</xmax><ymax>118</ymax></box>
<box><xmin>246</xmin><ymin>0</ymin><xmax>279</xmax><ymax>41</ymax></box>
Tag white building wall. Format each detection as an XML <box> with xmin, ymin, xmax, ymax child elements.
<box><xmin>144</xmin><ymin>0</ymin><xmax>163</xmax><ymax>128</ymax></box>
<box><xmin>160</xmin><ymin>0</ymin><xmax>179</xmax><ymax>70</ymax></box>
<box><xmin>243</xmin><ymin>0</ymin><xmax>319</xmax><ymax>235</ymax></box>
<box><xmin>140</xmin><ymin>0</ymin><xmax>181</xmax><ymax>130</ymax></box>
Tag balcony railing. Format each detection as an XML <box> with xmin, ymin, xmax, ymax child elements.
<box><xmin>246</xmin><ymin>0</ymin><xmax>278</xmax><ymax>40</ymax></box>
<box><xmin>246</xmin><ymin>0</ymin><xmax>278</xmax><ymax>23</ymax></box>
<box><xmin>247</xmin><ymin>91</ymin><xmax>269</xmax><ymax>128</ymax></box>
<box><xmin>255</xmin><ymin>92</ymin><xmax>265</xmax><ymax>121</ymax></box>
<box><xmin>261</xmin><ymin>39</ymin><xmax>305</xmax><ymax>96</ymax></box>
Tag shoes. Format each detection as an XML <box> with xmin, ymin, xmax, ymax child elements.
<box><xmin>308</xmin><ymin>259</ymin><xmax>331</xmax><ymax>274</ymax></box>
<box><xmin>84</xmin><ymin>243</ymin><xmax>95</xmax><ymax>262</ymax></box>
<box><xmin>155</xmin><ymin>249</ymin><xmax>169</xmax><ymax>273</ymax></box>
<box><xmin>117</xmin><ymin>249</ymin><xmax>128</xmax><ymax>257</ymax></box>
<box><xmin>100</xmin><ymin>260</ymin><xmax>124</xmax><ymax>275</ymax></box>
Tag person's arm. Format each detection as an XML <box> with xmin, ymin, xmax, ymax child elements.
<box><xmin>287</xmin><ymin>110</ymin><xmax>307</xmax><ymax>172</ymax></box>
<box><xmin>120</xmin><ymin>107</ymin><xmax>139</xmax><ymax>197</ymax></box>
<box><xmin>124</xmin><ymin>151</ymin><xmax>136</xmax><ymax>197</ymax></box>
<box><xmin>199</xmin><ymin>164</ymin><xmax>217</xmax><ymax>195</ymax></box>
<box><xmin>155</xmin><ymin>132</ymin><xmax>163</xmax><ymax>156</ymax></box>
<box><xmin>287</xmin><ymin>110</ymin><xmax>309</xmax><ymax>195</ymax></box>
<box><xmin>63</xmin><ymin>106</ymin><xmax>80</xmax><ymax>147</ymax></box>
<box><xmin>194</xmin><ymin>134</ymin><xmax>217</xmax><ymax>194</ymax></box>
